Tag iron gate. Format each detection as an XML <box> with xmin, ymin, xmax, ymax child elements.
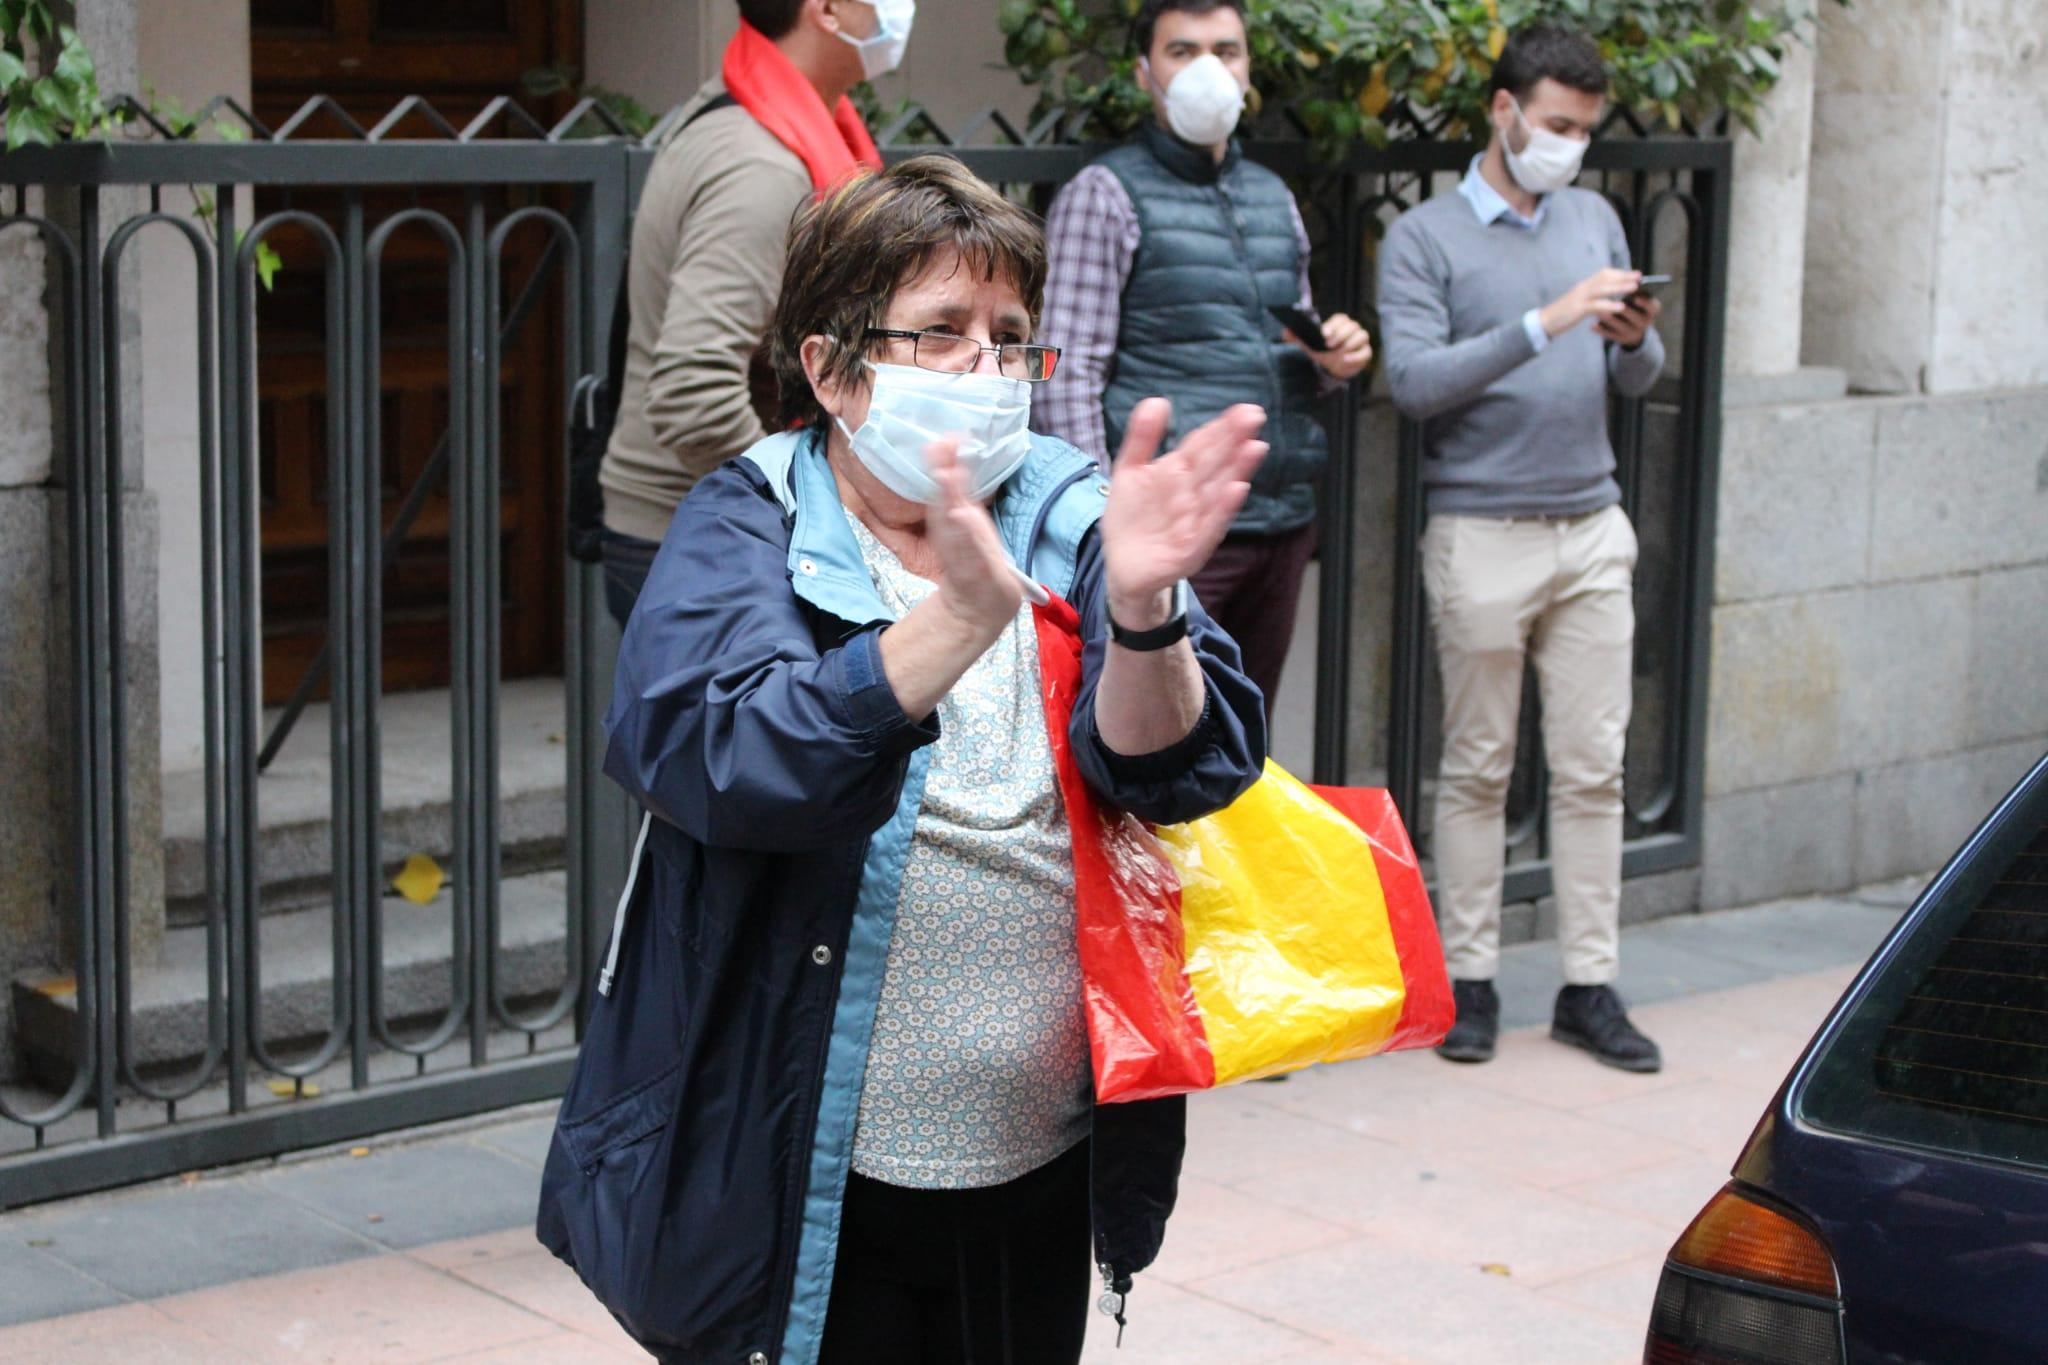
<box><xmin>0</xmin><ymin>95</ymin><xmax>641</xmax><ymax>1209</ymax></box>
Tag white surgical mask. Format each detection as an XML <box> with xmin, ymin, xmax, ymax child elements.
<box><xmin>1151</xmin><ymin>53</ymin><xmax>1245</xmax><ymax>147</ymax></box>
<box><xmin>1503</xmin><ymin>100</ymin><xmax>1589</xmax><ymax>195</ymax></box>
<box><xmin>836</xmin><ymin>0</ymin><xmax>915</xmax><ymax>80</ymax></box>
<box><xmin>835</xmin><ymin>361</ymin><xmax>1034</xmax><ymax>505</ymax></box>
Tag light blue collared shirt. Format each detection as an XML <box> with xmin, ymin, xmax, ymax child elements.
<box><xmin>1457</xmin><ymin>155</ymin><xmax>1554</xmax><ymax>355</ymax></box>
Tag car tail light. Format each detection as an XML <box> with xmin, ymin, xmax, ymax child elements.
<box><xmin>1644</xmin><ymin>1183</ymin><xmax>1845</xmax><ymax>1365</ymax></box>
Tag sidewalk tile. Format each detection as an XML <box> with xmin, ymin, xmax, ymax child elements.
<box><xmin>0</xmin><ymin>1302</ymin><xmax>222</xmax><ymax>1364</ymax></box>
<box><xmin>1537</xmin><ymin>1251</ymin><xmax>1666</xmax><ymax>1328</ymax></box>
<box><xmin>0</xmin><ymin>1239</ymin><xmax>123</xmax><ymax>1327</ymax></box>
<box><xmin>1146</xmin><ymin>1176</ymin><xmax>1357</xmax><ymax>1284</ymax></box>
<box><xmin>436</xmin><ymin>1329</ymin><xmax>644</xmax><ymax>1362</ymax></box>
<box><xmin>473</xmin><ymin>1114</ymin><xmax>557</xmax><ymax>1170</ymax></box>
<box><xmin>14</xmin><ymin>1180</ymin><xmax>375</xmax><ymax>1300</ymax></box>
<box><xmin>1451</xmin><ymin>1026</ymin><xmax>1692</xmax><ymax>1112</ymax></box>
<box><xmin>1639</xmin><ymin>901</ymin><xmax>1895</xmax><ymax>976</ymax></box>
<box><xmin>1080</xmin><ymin>1276</ymin><xmax>1330</xmax><ymax>1364</ymax></box>
<box><xmin>1264</xmin><ymin>1071</ymin><xmax>1687</xmax><ymax>1191</ymax></box>
<box><xmin>1181</xmin><ymin>1090</ymin><xmax>1396</xmax><ymax>1187</ymax></box>
<box><xmin>1235</xmin><ymin>1139</ymin><xmax>1672</xmax><ymax>1287</ymax></box>
<box><xmin>410</xmin><ymin>1226</ymin><xmax>546</xmax><ymax>1271</ymax></box>
<box><xmin>440</xmin><ymin>1246</ymin><xmax>640</xmax><ymax>1349</ymax></box>
<box><xmin>1551</xmin><ymin>1154</ymin><xmax>1729</xmax><ymax>1235</ymax></box>
<box><xmin>1186</xmin><ymin>1237</ymin><xmax>1645</xmax><ymax>1365</ymax></box>
<box><xmin>1580</xmin><ymin>1079</ymin><xmax>1776</xmax><ymax>1159</ymax></box>
<box><xmin>259</xmin><ymin>1139</ymin><xmax>540</xmax><ymax>1250</ymax></box>
<box><xmin>152</xmin><ymin>1250</ymin><xmax>553</xmax><ymax>1361</ymax></box>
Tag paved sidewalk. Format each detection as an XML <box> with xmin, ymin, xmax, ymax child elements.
<box><xmin>0</xmin><ymin>881</ymin><xmax>1916</xmax><ymax>1364</ymax></box>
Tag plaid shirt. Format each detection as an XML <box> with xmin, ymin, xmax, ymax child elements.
<box><xmin>1032</xmin><ymin>162</ymin><xmax>1324</xmax><ymax>467</ymax></box>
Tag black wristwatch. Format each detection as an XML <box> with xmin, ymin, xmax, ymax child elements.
<box><xmin>1107</xmin><ymin>581</ymin><xmax>1190</xmax><ymax>652</ymax></box>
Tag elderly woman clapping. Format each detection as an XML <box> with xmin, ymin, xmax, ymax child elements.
<box><xmin>541</xmin><ymin>155</ymin><xmax>1268</xmax><ymax>1365</ymax></box>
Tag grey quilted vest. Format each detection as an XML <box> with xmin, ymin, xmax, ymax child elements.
<box><xmin>1099</xmin><ymin>122</ymin><xmax>1328</xmax><ymax>535</ymax></box>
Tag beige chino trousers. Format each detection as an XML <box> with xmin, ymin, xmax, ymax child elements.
<box><xmin>1420</xmin><ymin>504</ymin><xmax>1637</xmax><ymax>986</ymax></box>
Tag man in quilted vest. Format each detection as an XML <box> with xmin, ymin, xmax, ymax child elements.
<box><xmin>1034</xmin><ymin>0</ymin><xmax>1374</xmax><ymax>718</ymax></box>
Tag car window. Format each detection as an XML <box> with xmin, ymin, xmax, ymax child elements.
<box><xmin>1798</xmin><ymin>762</ymin><xmax>2048</xmax><ymax>1171</ymax></box>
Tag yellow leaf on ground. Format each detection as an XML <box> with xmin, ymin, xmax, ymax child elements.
<box><xmin>392</xmin><ymin>852</ymin><xmax>446</xmax><ymax>905</ymax></box>
<box><xmin>350</xmin><ymin>1146</ymin><xmax>372</xmax><ymax>1158</ymax></box>
<box><xmin>266</xmin><ymin>1079</ymin><xmax>322</xmax><ymax>1099</ymax></box>
<box><xmin>1480</xmin><ymin>1262</ymin><xmax>1512</xmax><ymax>1277</ymax></box>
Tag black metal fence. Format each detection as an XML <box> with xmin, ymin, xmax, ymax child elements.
<box><xmin>0</xmin><ymin>95</ymin><xmax>1726</xmax><ymax>1208</ymax></box>
<box><xmin>0</xmin><ymin>96</ymin><xmax>638</xmax><ymax>1209</ymax></box>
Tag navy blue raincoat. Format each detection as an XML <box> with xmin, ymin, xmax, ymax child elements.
<box><xmin>536</xmin><ymin>427</ymin><xmax>1266</xmax><ymax>1364</ymax></box>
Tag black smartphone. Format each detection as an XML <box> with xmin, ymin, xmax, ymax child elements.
<box><xmin>1630</xmin><ymin>274</ymin><xmax>1673</xmax><ymax>298</ymax></box>
<box><xmin>1268</xmin><ymin>304</ymin><xmax>1329</xmax><ymax>352</ymax></box>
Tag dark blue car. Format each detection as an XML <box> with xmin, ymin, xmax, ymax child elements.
<box><xmin>1646</xmin><ymin>751</ymin><xmax>2048</xmax><ymax>1365</ymax></box>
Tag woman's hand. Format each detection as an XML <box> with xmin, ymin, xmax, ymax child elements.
<box><xmin>925</xmin><ymin>437</ymin><xmax>1023</xmax><ymax>635</ymax></box>
<box><xmin>1100</xmin><ymin>399</ymin><xmax>1269</xmax><ymax>628</ymax></box>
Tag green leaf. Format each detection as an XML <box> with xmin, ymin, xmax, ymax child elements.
<box><xmin>0</xmin><ymin>50</ymin><xmax>25</xmax><ymax>87</ymax></box>
<box><xmin>5</xmin><ymin>101</ymin><xmax>55</xmax><ymax>149</ymax></box>
<box><xmin>255</xmin><ymin>240</ymin><xmax>283</xmax><ymax>292</ymax></box>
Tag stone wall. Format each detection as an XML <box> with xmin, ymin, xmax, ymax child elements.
<box><xmin>1804</xmin><ymin>0</ymin><xmax>2048</xmax><ymax>394</ymax></box>
<box><xmin>1701</xmin><ymin>383</ymin><xmax>2048</xmax><ymax>907</ymax></box>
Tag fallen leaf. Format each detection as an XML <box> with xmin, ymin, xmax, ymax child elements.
<box><xmin>1480</xmin><ymin>1263</ymin><xmax>1512</xmax><ymax>1277</ymax></box>
<box><xmin>266</xmin><ymin>1079</ymin><xmax>322</xmax><ymax>1099</ymax></box>
<box><xmin>180</xmin><ymin>1172</ymin><xmax>200</xmax><ymax>1187</ymax></box>
<box><xmin>547</xmin><ymin>731</ymin><xmax>565</xmax><ymax>745</ymax></box>
<box><xmin>350</xmin><ymin>1146</ymin><xmax>372</xmax><ymax>1158</ymax></box>
<box><xmin>367</xmin><ymin>1214</ymin><xmax>384</xmax><ymax>1224</ymax></box>
<box><xmin>392</xmin><ymin>852</ymin><xmax>447</xmax><ymax>905</ymax></box>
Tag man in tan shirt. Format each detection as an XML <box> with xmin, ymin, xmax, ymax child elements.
<box><xmin>599</xmin><ymin>0</ymin><xmax>905</xmax><ymax>623</ymax></box>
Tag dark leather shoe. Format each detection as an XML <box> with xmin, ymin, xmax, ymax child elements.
<box><xmin>1552</xmin><ymin>984</ymin><xmax>1662</xmax><ymax>1073</ymax></box>
<box><xmin>1436</xmin><ymin>979</ymin><xmax>1500</xmax><ymax>1063</ymax></box>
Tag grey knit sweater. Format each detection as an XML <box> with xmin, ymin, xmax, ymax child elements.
<box><xmin>1377</xmin><ymin>185</ymin><xmax>1665</xmax><ymax>518</ymax></box>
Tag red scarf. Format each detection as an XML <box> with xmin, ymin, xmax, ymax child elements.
<box><xmin>721</xmin><ymin>21</ymin><xmax>882</xmax><ymax>195</ymax></box>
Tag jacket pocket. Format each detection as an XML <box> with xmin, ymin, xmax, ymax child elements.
<box><xmin>557</xmin><ymin>1060</ymin><xmax>683</xmax><ymax>1173</ymax></box>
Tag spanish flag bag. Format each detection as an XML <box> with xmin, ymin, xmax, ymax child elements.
<box><xmin>1033</xmin><ymin>595</ymin><xmax>1454</xmax><ymax>1102</ymax></box>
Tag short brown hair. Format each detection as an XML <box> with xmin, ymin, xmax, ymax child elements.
<box><xmin>1135</xmin><ymin>0</ymin><xmax>1246</xmax><ymax>58</ymax></box>
<box><xmin>770</xmin><ymin>154</ymin><xmax>1047</xmax><ymax>430</ymax></box>
<box><xmin>1489</xmin><ymin>24</ymin><xmax>1608</xmax><ymax>103</ymax></box>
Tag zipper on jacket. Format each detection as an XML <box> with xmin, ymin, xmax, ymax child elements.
<box><xmin>1210</xmin><ymin>184</ymin><xmax>1285</xmax><ymax>424</ymax></box>
<box><xmin>762</xmin><ymin>833</ymin><xmax>872</xmax><ymax>1365</ymax></box>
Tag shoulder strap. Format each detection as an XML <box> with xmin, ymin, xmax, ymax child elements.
<box><xmin>607</xmin><ymin>93</ymin><xmax>742</xmax><ymax>385</ymax></box>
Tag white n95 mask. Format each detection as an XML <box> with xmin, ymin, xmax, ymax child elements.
<box><xmin>837</xmin><ymin>0</ymin><xmax>915</xmax><ymax>80</ymax></box>
<box><xmin>835</xmin><ymin>362</ymin><xmax>1034</xmax><ymax>505</ymax></box>
<box><xmin>1156</xmin><ymin>54</ymin><xmax>1245</xmax><ymax>147</ymax></box>
<box><xmin>1503</xmin><ymin>100</ymin><xmax>1589</xmax><ymax>194</ymax></box>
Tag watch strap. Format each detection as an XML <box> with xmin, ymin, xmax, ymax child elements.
<box><xmin>1107</xmin><ymin>581</ymin><xmax>1190</xmax><ymax>652</ymax></box>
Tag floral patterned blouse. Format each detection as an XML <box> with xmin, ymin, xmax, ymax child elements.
<box><xmin>845</xmin><ymin>514</ymin><xmax>1093</xmax><ymax>1190</ymax></box>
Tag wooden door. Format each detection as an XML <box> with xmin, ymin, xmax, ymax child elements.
<box><xmin>250</xmin><ymin>0</ymin><xmax>581</xmax><ymax>703</ymax></box>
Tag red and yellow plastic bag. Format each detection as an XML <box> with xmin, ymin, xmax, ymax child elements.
<box><xmin>1033</xmin><ymin>595</ymin><xmax>1453</xmax><ymax>1102</ymax></box>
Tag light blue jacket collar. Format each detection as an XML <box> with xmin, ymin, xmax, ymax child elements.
<box><xmin>739</xmin><ymin>427</ymin><xmax>1107</xmax><ymax>623</ymax></box>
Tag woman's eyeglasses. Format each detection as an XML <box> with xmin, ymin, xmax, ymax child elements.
<box><xmin>864</xmin><ymin>328</ymin><xmax>1061</xmax><ymax>383</ymax></box>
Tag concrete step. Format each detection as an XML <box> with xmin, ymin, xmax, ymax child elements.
<box><xmin>11</xmin><ymin>869</ymin><xmax>577</xmax><ymax>1085</ymax></box>
<box><xmin>160</xmin><ymin>679</ymin><xmax>573</xmax><ymax>925</ymax></box>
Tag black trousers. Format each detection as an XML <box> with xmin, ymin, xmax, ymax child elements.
<box><xmin>600</xmin><ymin>527</ymin><xmax>662</xmax><ymax>629</ymax></box>
<box><xmin>818</xmin><ymin>1141</ymin><xmax>1092</xmax><ymax>1365</ymax></box>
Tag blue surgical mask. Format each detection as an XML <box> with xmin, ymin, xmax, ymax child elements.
<box><xmin>835</xmin><ymin>361</ymin><xmax>1034</xmax><ymax>505</ymax></box>
<box><xmin>837</xmin><ymin>0</ymin><xmax>915</xmax><ymax>80</ymax></box>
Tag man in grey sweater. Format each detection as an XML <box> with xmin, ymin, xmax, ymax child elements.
<box><xmin>1378</xmin><ymin>24</ymin><xmax>1665</xmax><ymax>1073</ymax></box>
